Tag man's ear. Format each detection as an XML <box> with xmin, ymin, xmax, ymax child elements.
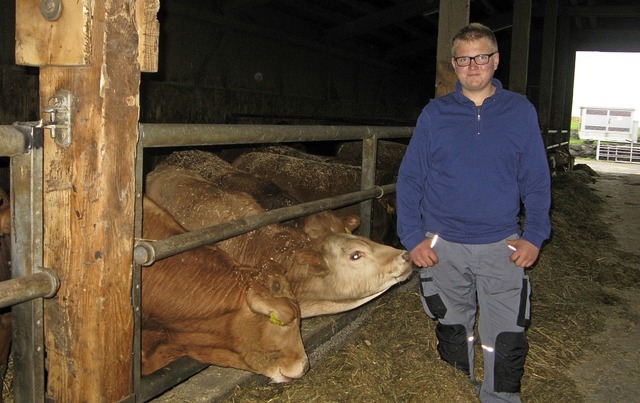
<box><xmin>493</xmin><ymin>52</ymin><xmax>499</xmax><ymax>70</ymax></box>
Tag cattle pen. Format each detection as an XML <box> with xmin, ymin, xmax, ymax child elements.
<box><xmin>0</xmin><ymin>121</ymin><xmax>414</xmax><ymax>401</ymax></box>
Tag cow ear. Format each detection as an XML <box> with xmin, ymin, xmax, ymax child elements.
<box><xmin>270</xmin><ymin>299</ymin><xmax>300</xmax><ymax>326</ymax></box>
<box><xmin>302</xmin><ymin>214</ymin><xmax>332</xmax><ymax>239</ymax></box>
<box><xmin>294</xmin><ymin>250</ymin><xmax>328</xmax><ymax>275</ymax></box>
<box><xmin>246</xmin><ymin>290</ymin><xmax>300</xmax><ymax>326</ymax></box>
<box><xmin>341</xmin><ymin>214</ymin><xmax>360</xmax><ymax>233</ymax></box>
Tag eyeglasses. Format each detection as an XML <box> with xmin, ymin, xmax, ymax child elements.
<box><xmin>453</xmin><ymin>52</ymin><xmax>497</xmax><ymax>67</ymax></box>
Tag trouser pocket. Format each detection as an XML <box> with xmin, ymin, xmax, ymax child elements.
<box><xmin>419</xmin><ymin>270</ymin><xmax>447</xmax><ymax>320</ymax></box>
<box><xmin>516</xmin><ymin>275</ymin><xmax>532</xmax><ymax>328</ymax></box>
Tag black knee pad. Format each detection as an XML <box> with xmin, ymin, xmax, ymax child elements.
<box><xmin>436</xmin><ymin>323</ymin><xmax>469</xmax><ymax>374</ymax></box>
<box><xmin>494</xmin><ymin>331</ymin><xmax>528</xmax><ymax>393</ymax></box>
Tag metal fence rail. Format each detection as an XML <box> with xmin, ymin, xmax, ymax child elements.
<box><xmin>1</xmin><ymin>122</ymin><xmax>414</xmax><ymax>401</ymax></box>
<box><xmin>0</xmin><ymin>269</ymin><xmax>59</xmax><ymax>309</ymax></box>
<box><xmin>139</xmin><ymin>123</ymin><xmax>414</xmax><ymax>147</ymax></box>
<box><xmin>0</xmin><ymin>125</ymin><xmax>29</xmax><ymax>156</ymax></box>
<box><xmin>133</xmin><ymin>123</ymin><xmax>412</xmax><ymax>400</ymax></box>
<box><xmin>1</xmin><ymin>122</ymin><xmax>53</xmax><ymax>401</ymax></box>
<box><xmin>134</xmin><ymin>184</ymin><xmax>395</xmax><ymax>266</ymax></box>
<box><xmin>596</xmin><ymin>140</ymin><xmax>640</xmax><ymax>163</ymax></box>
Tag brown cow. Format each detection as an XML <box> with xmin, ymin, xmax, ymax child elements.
<box><xmin>141</xmin><ymin>196</ymin><xmax>308</xmax><ymax>382</ymax></box>
<box><xmin>0</xmin><ymin>188</ymin><xmax>9</xmax><ymax>236</ymax></box>
<box><xmin>145</xmin><ymin>164</ymin><xmax>413</xmax><ymax>318</ymax></box>
<box><xmin>158</xmin><ymin>149</ymin><xmax>302</xmax><ymax>211</ymax></box>
<box><xmin>156</xmin><ymin>149</ymin><xmax>359</xmax><ymax>235</ymax></box>
<box><xmin>232</xmin><ymin>150</ymin><xmax>399</xmax><ymax>246</ymax></box>
<box><xmin>0</xmin><ymin>189</ymin><xmax>11</xmax><ymax>394</ymax></box>
<box><xmin>334</xmin><ymin>139</ymin><xmax>408</xmax><ymax>181</ymax></box>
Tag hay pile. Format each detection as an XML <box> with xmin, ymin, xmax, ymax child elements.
<box><xmin>2</xmin><ymin>169</ymin><xmax>638</xmax><ymax>402</ymax></box>
<box><xmin>228</xmin><ymin>169</ymin><xmax>640</xmax><ymax>402</ymax></box>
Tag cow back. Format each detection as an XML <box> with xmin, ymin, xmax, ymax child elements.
<box><xmin>232</xmin><ymin>151</ymin><xmax>398</xmax><ymax>245</ymax></box>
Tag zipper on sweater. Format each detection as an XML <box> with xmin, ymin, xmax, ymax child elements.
<box><xmin>476</xmin><ymin>106</ymin><xmax>481</xmax><ymax>135</ymax></box>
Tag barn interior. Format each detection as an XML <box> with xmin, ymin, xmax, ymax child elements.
<box><xmin>1</xmin><ymin>0</ymin><xmax>640</xmax><ymax>401</ymax></box>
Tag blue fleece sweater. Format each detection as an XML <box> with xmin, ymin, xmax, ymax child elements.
<box><xmin>397</xmin><ymin>79</ymin><xmax>551</xmax><ymax>252</ymax></box>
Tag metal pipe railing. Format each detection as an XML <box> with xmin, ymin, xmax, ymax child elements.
<box><xmin>0</xmin><ymin>269</ymin><xmax>59</xmax><ymax>309</ymax></box>
<box><xmin>135</xmin><ymin>123</ymin><xmax>410</xmax><ymax>400</ymax></box>
<box><xmin>0</xmin><ymin>125</ymin><xmax>29</xmax><ymax>156</ymax></box>
<box><xmin>135</xmin><ymin>184</ymin><xmax>395</xmax><ymax>266</ymax></box>
<box><xmin>139</xmin><ymin>123</ymin><xmax>413</xmax><ymax>147</ymax></box>
<box><xmin>139</xmin><ymin>357</ymin><xmax>209</xmax><ymax>402</ymax></box>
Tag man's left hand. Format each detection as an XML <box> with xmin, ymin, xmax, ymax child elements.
<box><xmin>506</xmin><ymin>239</ymin><xmax>540</xmax><ymax>268</ymax></box>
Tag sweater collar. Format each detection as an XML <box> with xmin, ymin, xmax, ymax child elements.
<box><xmin>454</xmin><ymin>78</ymin><xmax>503</xmax><ymax>104</ymax></box>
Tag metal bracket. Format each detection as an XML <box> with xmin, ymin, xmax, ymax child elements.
<box><xmin>41</xmin><ymin>90</ymin><xmax>72</xmax><ymax>148</ymax></box>
<box><xmin>40</xmin><ymin>0</ymin><xmax>62</xmax><ymax>21</ymax></box>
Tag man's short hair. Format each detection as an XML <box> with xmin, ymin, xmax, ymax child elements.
<box><xmin>451</xmin><ymin>23</ymin><xmax>498</xmax><ymax>55</ymax></box>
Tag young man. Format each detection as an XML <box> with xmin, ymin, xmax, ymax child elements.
<box><xmin>397</xmin><ymin>23</ymin><xmax>551</xmax><ymax>402</ymax></box>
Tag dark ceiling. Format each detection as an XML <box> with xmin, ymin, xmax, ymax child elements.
<box><xmin>177</xmin><ymin>0</ymin><xmax>640</xmax><ymax>74</ymax></box>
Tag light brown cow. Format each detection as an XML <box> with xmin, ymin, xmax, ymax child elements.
<box><xmin>145</xmin><ymin>164</ymin><xmax>413</xmax><ymax>318</ymax></box>
<box><xmin>141</xmin><ymin>196</ymin><xmax>308</xmax><ymax>382</ymax></box>
<box><xmin>157</xmin><ymin>149</ymin><xmax>302</xmax><ymax>211</ymax></box>
<box><xmin>335</xmin><ymin>140</ymin><xmax>408</xmax><ymax>181</ymax></box>
<box><xmin>232</xmin><ymin>151</ymin><xmax>399</xmax><ymax>246</ymax></box>
<box><xmin>156</xmin><ymin>149</ymin><xmax>359</xmax><ymax>235</ymax></box>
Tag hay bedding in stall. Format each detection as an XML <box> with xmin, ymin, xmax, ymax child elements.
<box><xmin>228</xmin><ymin>169</ymin><xmax>640</xmax><ymax>403</ymax></box>
<box><xmin>2</xmin><ymin>170</ymin><xmax>639</xmax><ymax>402</ymax></box>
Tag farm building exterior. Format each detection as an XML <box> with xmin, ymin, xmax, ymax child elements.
<box><xmin>579</xmin><ymin>106</ymin><xmax>638</xmax><ymax>143</ymax></box>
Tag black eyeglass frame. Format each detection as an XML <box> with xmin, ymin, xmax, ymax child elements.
<box><xmin>452</xmin><ymin>52</ymin><xmax>497</xmax><ymax>67</ymax></box>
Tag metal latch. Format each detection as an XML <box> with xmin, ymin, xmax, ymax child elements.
<box><xmin>41</xmin><ymin>89</ymin><xmax>72</xmax><ymax>148</ymax></box>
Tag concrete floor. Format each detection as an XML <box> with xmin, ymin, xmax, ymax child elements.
<box><xmin>570</xmin><ymin>158</ymin><xmax>640</xmax><ymax>402</ymax></box>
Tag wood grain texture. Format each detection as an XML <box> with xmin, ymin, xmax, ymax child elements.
<box><xmin>40</xmin><ymin>1</ymin><xmax>140</xmax><ymax>400</ymax></box>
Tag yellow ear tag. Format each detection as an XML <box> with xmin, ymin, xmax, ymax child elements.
<box><xmin>269</xmin><ymin>311</ymin><xmax>285</xmax><ymax>326</ymax></box>
<box><xmin>344</xmin><ymin>227</ymin><xmax>351</xmax><ymax>234</ymax></box>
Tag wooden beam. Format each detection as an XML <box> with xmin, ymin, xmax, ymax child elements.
<box><xmin>509</xmin><ymin>0</ymin><xmax>532</xmax><ymax>95</ymax></box>
<box><xmin>32</xmin><ymin>0</ymin><xmax>144</xmax><ymax>400</ymax></box>
<box><xmin>538</xmin><ymin>0</ymin><xmax>558</xmax><ymax>131</ymax></box>
<box><xmin>15</xmin><ymin>0</ymin><xmax>91</xmax><ymax>66</ymax></box>
<box><xmin>137</xmin><ymin>0</ymin><xmax>161</xmax><ymax>72</ymax></box>
<box><xmin>435</xmin><ymin>0</ymin><xmax>469</xmax><ymax>98</ymax></box>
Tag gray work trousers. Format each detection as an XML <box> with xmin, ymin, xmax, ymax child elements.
<box><xmin>419</xmin><ymin>234</ymin><xmax>531</xmax><ymax>403</ymax></box>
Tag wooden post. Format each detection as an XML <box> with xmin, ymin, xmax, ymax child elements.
<box><xmin>509</xmin><ymin>0</ymin><xmax>532</xmax><ymax>95</ymax></box>
<box><xmin>537</xmin><ymin>0</ymin><xmax>559</xmax><ymax>131</ymax></box>
<box><xmin>435</xmin><ymin>0</ymin><xmax>469</xmax><ymax>98</ymax></box>
<box><xmin>40</xmin><ymin>0</ymin><xmax>139</xmax><ymax>398</ymax></box>
<box><xmin>14</xmin><ymin>0</ymin><xmax>158</xmax><ymax>400</ymax></box>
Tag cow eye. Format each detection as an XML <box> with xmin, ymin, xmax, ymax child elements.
<box><xmin>271</xmin><ymin>279</ymin><xmax>282</xmax><ymax>293</ymax></box>
<box><xmin>350</xmin><ymin>251</ymin><xmax>363</xmax><ymax>260</ymax></box>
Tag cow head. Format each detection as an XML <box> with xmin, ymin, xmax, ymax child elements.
<box><xmin>141</xmin><ymin>197</ymin><xmax>309</xmax><ymax>382</ymax></box>
<box><xmin>289</xmin><ymin>218</ymin><xmax>413</xmax><ymax>318</ymax></box>
<box><xmin>242</xmin><ymin>268</ymin><xmax>309</xmax><ymax>382</ymax></box>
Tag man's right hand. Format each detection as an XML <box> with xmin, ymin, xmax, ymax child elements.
<box><xmin>409</xmin><ymin>237</ymin><xmax>439</xmax><ymax>268</ymax></box>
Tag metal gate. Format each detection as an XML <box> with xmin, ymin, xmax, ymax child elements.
<box><xmin>0</xmin><ymin>122</ymin><xmax>413</xmax><ymax>401</ymax></box>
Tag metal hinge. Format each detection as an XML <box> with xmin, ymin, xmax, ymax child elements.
<box><xmin>41</xmin><ymin>89</ymin><xmax>72</xmax><ymax>148</ymax></box>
